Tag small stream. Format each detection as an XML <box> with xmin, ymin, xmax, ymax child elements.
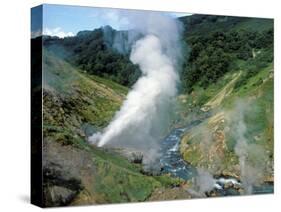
<box><xmin>159</xmin><ymin>120</ymin><xmax>273</xmax><ymax>196</ymax></box>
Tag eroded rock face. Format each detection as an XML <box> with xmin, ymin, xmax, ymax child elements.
<box><xmin>180</xmin><ymin>108</ymin><xmax>274</xmax><ymax>193</ymax></box>
<box><xmin>180</xmin><ymin>112</ymin><xmax>240</xmax><ymax>178</ymax></box>
<box><xmin>42</xmin><ymin>139</ymin><xmax>97</xmax><ymax>207</ymax></box>
<box><xmin>44</xmin><ymin>183</ymin><xmax>81</xmax><ymax>206</ymax></box>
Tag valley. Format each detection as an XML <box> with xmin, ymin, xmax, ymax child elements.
<box><xmin>38</xmin><ymin>14</ymin><xmax>273</xmax><ymax>206</ymax></box>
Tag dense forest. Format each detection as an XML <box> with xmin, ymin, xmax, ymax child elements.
<box><xmin>180</xmin><ymin>15</ymin><xmax>273</xmax><ymax>91</ymax></box>
<box><xmin>44</xmin><ymin>15</ymin><xmax>273</xmax><ymax>93</ymax></box>
<box><xmin>44</xmin><ymin>27</ymin><xmax>141</xmax><ymax>87</ymax></box>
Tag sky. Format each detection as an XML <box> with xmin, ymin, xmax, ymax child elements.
<box><xmin>31</xmin><ymin>4</ymin><xmax>191</xmax><ymax>38</ymax></box>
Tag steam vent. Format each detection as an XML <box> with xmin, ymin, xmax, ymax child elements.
<box><xmin>31</xmin><ymin>4</ymin><xmax>274</xmax><ymax>208</ymax></box>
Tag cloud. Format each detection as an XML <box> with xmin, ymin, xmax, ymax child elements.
<box><xmin>104</xmin><ymin>11</ymin><xmax>130</xmax><ymax>29</ymax></box>
<box><xmin>31</xmin><ymin>29</ymin><xmax>42</xmax><ymax>38</ymax></box>
<box><xmin>43</xmin><ymin>27</ymin><xmax>74</xmax><ymax>38</ymax></box>
<box><xmin>89</xmin><ymin>9</ymin><xmax>189</xmax><ymax>31</ymax></box>
<box><xmin>89</xmin><ymin>9</ymin><xmax>130</xmax><ymax>30</ymax></box>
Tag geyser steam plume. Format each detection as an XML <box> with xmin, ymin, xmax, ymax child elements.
<box><xmin>89</xmin><ymin>12</ymin><xmax>182</xmax><ymax>165</ymax></box>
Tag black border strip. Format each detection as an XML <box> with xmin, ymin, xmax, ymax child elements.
<box><xmin>31</xmin><ymin>5</ymin><xmax>43</xmax><ymax>208</ymax></box>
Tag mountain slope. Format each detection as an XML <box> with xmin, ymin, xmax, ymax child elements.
<box><xmin>42</xmin><ymin>50</ymin><xmax>183</xmax><ymax>206</ymax></box>
<box><xmin>179</xmin><ymin>63</ymin><xmax>274</xmax><ymax>186</ymax></box>
<box><xmin>174</xmin><ymin>15</ymin><xmax>274</xmax><ymax>192</ymax></box>
<box><xmin>179</xmin><ymin>15</ymin><xmax>273</xmax><ymax>92</ymax></box>
<box><xmin>39</xmin><ymin>14</ymin><xmax>274</xmax><ymax>204</ymax></box>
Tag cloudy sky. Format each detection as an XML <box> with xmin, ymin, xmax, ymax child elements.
<box><xmin>31</xmin><ymin>4</ymin><xmax>191</xmax><ymax>38</ymax></box>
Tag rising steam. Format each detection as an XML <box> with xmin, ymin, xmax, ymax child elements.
<box><xmin>89</xmin><ymin>12</ymin><xmax>182</xmax><ymax>167</ymax></box>
<box><xmin>227</xmin><ymin>100</ymin><xmax>270</xmax><ymax>194</ymax></box>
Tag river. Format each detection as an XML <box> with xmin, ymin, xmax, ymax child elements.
<box><xmin>159</xmin><ymin>120</ymin><xmax>273</xmax><ymax>196</ymax></box>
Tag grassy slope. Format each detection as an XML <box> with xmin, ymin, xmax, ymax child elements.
<box><xmin>175</xmin><ymin>15</ymin><xmax>273</xmax><ymax>119</ymax></box>
<box><xmin>179</xmin><ymin>60</ymin><xmax>273</xmax><ymax>179</ymax></box>
<box><xmin>178</xmin><ymin>16</ymin><xmax>273</xmax><ymax>180</ymax></box>
<box><xmin>43</xmin><ymin>50</ymin><xmax>182</xmax><ymax>205</ymax></box>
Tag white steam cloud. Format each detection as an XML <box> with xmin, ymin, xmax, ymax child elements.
<box><xmin>43</xmin><ymin>27</ymin><xmax>74</xmax><ymax>38</ymax></box>
<box><xmin>195</xmin><ymin>168</ymin><xmax>216</xmax><ymax>194</ymax></box>
<box><xmin>227</xmin><ymin>101</ymin><xmax>270</xmax><ymax>194</ymax></box>
<box><xmin>89</xmin><ymin>12</ymin><xmax>182</xmax><ymax>167</ymax></box>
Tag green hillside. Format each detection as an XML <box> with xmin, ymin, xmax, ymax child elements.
<box><xmin>43</xmin><ymin>27</ymin><xmax>141</xmax><ymax>87</ymax></box>
<box><xmin>179</xmin><ymin>63</ymin><xmax>273</xmax><ymax>180</ymax></box>
<box><xmin>39</xmin><ymin>14</ymin><xmax>274</xmax><ymax>205</ymax></box>
<box><xmin>177</xmin><ymin>15</ymin><xmax>273</xmax><ymax>182</ymax></box>
<box><xmin>180</xmin><ymin>15</ymin><xmax>273</xmax><ymax>92</ymax></box>
<box><xmin>42</xmin><ymin>50</ymin><xmax>183</xmax><ymax>206</ymax></box>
